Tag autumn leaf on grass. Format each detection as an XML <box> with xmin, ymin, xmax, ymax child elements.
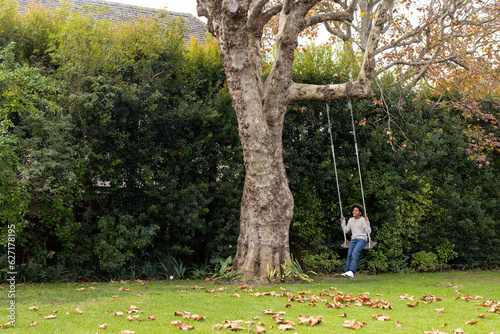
<box><xmin>230</xmin><ymin>293</ymin><xmax>240</xmax><ymax>297</ymax></box>
<box><xmin>228</xmin><ymin>323</ymin><xmax>246</xmax><ymax>331</ymax></box>
<box><xmin>423</xmin><ymin>329</ymin><xmax>448</xmax><ymax>334</ymax></box>
<box><xmin>434</xmin><ymin>308</ymin><xmax>445</xmax><ymax>313</ymax></box>
<box><xmin>28</xmin><ymin>306</ymin><xmax>39</xmax><ymax>311</ymax></box>
<box><xmin>372</xmin><ymin>313</ymin><xmax>391</xmax><ymax>321</ymax></box>
<box><xmin>213</xmin><ymin>324</ymin><xmax>224</xmax><ymax>330</ymax></box>
<box><xmin>465</xmin><ymin>319</ymin><xmax>478</xmax><ymax>325</ymax></box>
<box><xmin>262</xmin><ymin>309</ymin><xmax>276</xmax><ymax>315</ymax></box>
<box><xmin>396</xmin><ymin>321</ymin><xmax>403</xmax><ymax>327</ymax></box>
<box><xmin>278</xmin><ymin>324</ymin><xmax>294</xmax><ymax>330</ymax></box>
<box><xmin>121</xmin><ymin>331</ymin><xmax>136</xmax><ymax>334</ymax></box>
<box><xmin>339</xmin><ymin>313</ymin><xmax>347</xmax><ymax>317</ymax></box>
<box><xmin>74</xmin><ymin>307</ymin><xmax>83</xmax><ymax>314</ymax></box>
<box><xmin>99</xmin><ymin>323</ymin><xmax>108</xmax><ymax>329</ymax></box>
<box><xmin>77</xmin><ymin>288</ymin><xmax>85</xmax><ymax>291</ymax></box>
<box><xmin>114</xmin><ymin>311</ymin><xmax>124</xmax><ymax>316</ymax></box>
<box><xmin>453</xmin><ymin>329</ymin><xmax>465</xmax><ymax>334</ymax></box>
<box><xmin>256</xmin><ymin>325</ymin><xmax>266</xmax><ymax>333</ymax></box>
<box><xmin>191</xmin><ymin>314</ymin><xmax>206</xmax><ymax>321</ymax></box>
<box><xmin>343</xmin><ymin>319</ymin><xmax>366</xmax><ymax>330</ymax></box>
<box><xmin>476</xmin><ymin>313</ymin><xmax>487</xmax><ymax>319</ymax></box>
<box><xmin>119</xmin><ymin>287</ymin><xmax>131</xmax><ymax>291</ymax></box>
<box><xmin>407</xmin><ymin>302</ymin><xmax>419</xmax><ymax>307</ymax></box>
<box><xmin>29</xmin><ymin>322</ymin><xmax>37</xmax><ymax>326</ymax></box>
<box><xmin>44</xmin><ymin>314</ymin><xmax>57</xmax><ymax>319</ymax></box>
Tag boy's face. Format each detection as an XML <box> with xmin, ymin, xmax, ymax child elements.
<box><xmin>352</xmin><ymin>207</ymin><xmax>362</xmax><ymax>218</ymax></box>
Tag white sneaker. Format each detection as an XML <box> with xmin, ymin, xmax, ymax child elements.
<box><xmin>345</xmin><ymin>271</ymin><xmax>354</xmax><ymax>279</ymax></box>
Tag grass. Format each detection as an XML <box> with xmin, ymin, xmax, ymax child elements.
<box><xmin>1</xmin><ymin>270</ymin><xmax>499</xmax><ymax>333</ymax></box>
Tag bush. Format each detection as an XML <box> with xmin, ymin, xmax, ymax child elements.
<box><xmin>411</xmin><ymin>251</ymin><xmax>439</xmax><ymax>272</ymax></box>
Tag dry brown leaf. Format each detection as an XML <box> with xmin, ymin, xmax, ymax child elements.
<box><xmin>453</xmin><ymin>329</ymin><xmax>465</xmax><ymax>334</ymax></box>
<box><xmin>229</xmin><ymin>323</ymin><xmax>246</xmax><ymax>331</ymax></box>
<box><xmin>74</xmin><ymin>307</ymin><xmax>83</xmax><ymax>314</ymax></box>
<box><xmin>262</xmin><ymin>309</ymin><xmax>276</xmax><ymax>315</ymax></box>
<box><xmin>77</xmin><ymin>288</ymin><xmax>85</xmax><ymax>291</ymax></box>
<box><xmin>191</xmin><ymin>314</ymin><xmax>206</xmax><ymax>321</ymax></box>
<box><xmin>28</xmin><ymin>306</ymin><xmax>39</xmax><ymax>311</ymax></box>
<box><xmin>339</xmin><ymin>313</ymin><xmax>347</xmax><ymax>317</ymax></box>
<box><xmin>435</xmin><ymin>308</ymin><xmax>445</xmax><ymax>313</ymax></box>
<box><xmin>99</xmin><ymin>323</ymin><xmax>108</xmax><ymax>329</ymax></box>
<box><xmin>212</xmin><ymin>324</ymin><xmax>224</xmax><ymax>330</ymax></box>
<box><xmin>178</xmin><ymin>322</ymin><xmax>195</xmax><ymax>330</ymax></box>
<box><xmin>29</xmin><ymin>322</ymin><xmax>37</xmax><ymax>326</ymax></box>
<box><xmin>342</xmin><ymin>319</ymin><xmax>365</xmax><ymax>330</ymax></box>
<box><xmin>44</xmin><ymin>314</ymin><xmax>57</xmax><ymax>319</ymax></box>
<box><xmin>396</xmin><ymin>321</ymin><xmax>403</xmax><ymax>327</ymax></box>
<box><xmin>171</xmin><ymin>320</ymin><xmax>183</xmax><ymax>325</ymax></box>
<box><xmin>423</xmin><ymin>329</ymin><xmax>448</xmax><ymax>334</ymax></box>
<box><xmin>256</xmin><ymin>325</ymin><xmax>266</xmax><ymax>333</ymax></box>
<box><xmin>407</xmin><ymin>302</ymin><xmax>419</xmax><ymax>307</ymax></box>
<box><xmin>476</xmin><ymin>313</ymin><xmax>487</xmax><ymax>319</ymax></box>
<box><xmin>230</xmin><ymin>294</ymin><xmax>240</xmax><ymax>297</ymax></box>
<box><xmin>120</xmin><ymin>331</ymin><xmax>136</xmax><ymax>334</ymax></box>
<box><xmin>114</xmin><ymin>311</ymin><xmax>124</xmax><ymax>316</ymax></box>
<box><xmin>126</xmin><ymin>315</ymin><xmax>134</xmax><ymax>321</ymax></box>
<box><xmin>465</xmin><ymin>319</ymin><xmax>478</xmax><ymax>325</ymax></box>
<box><xmin>278</xmin><ymin>324</ymin><xmax>294</xmax><ymax>330</ymax></box>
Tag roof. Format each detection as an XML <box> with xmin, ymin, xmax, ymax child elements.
<box><xmin>14</xmin><ymin>0</ymin><xmax>208</xmax><ymax>44</ymax></box>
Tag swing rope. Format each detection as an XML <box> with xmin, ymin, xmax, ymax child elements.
<box><xmin>325</xmin><ymin>83</ymin><xmax>375</xmax><ymax>249</ymax></box>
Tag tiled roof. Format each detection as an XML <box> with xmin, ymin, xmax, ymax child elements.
<box><xmin>14</xmin><ymin>0</ymin><xmax>207</xmax><ymax>44</ymax></box>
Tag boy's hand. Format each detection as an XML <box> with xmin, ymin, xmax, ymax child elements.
<box><xmin>364</xmin><ymin>216</ymin><xmax>369</xmax><ymax>221</ymax></box>
<box><xmin>341</xmin><ymin>216</ymin><xmax>344</xmax><ymax>220</ymax></box>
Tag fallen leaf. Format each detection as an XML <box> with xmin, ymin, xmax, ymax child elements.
<box><xmin>435</xmin><ymin>308</ymin><xmax>445</xmax><ymax>313</ymax></box>
<box><xmin>339</xmin><ymin>313</ymin><xmax>347</xmax><ymax>317</ymax></box>
<box><xmin>114</xmin><ymin>311</ymin><xmax>124</xmax><ymax>316</ymax></box>
<box><xmin>342</xmin><ymin>319</ymin><xmax>365</xmax><ymax>330</ymax></box>
<box><xmin>407</xmin><ymin>302</ymin><xmax>419</xmax><ymax>307</ymax></box>
<box><xmin>99</xmin><ymin>323</ymin><xmax>108</xmax><ymax>329</ymax></box>
<box><xmin>396</xmin><ymin>321</ymin><xmax>403</xmax><ymax>327</ymax></box>
<box><xmin>177</xmin><ymin>322</ymin><xmax>195</xmax><ymax>330</ymax></box>
<box><xmin>212</xmin><ymin>324</ymin><xmax>223</xmax><ymax>330</ymax></box>
<box><xmin>29</xmin><ymin>322</ymin><xmax>37</xmax><ymax>326</ymax></box>
<box><xmin>465</xmin><ymin>319</ymin><xmax>478</xmax><ymax>325</ymax></box>
<box><xmin>476</xmin><ymin>313</ymin><xmax>487</xmax><ymax>319</ymax></box>
<box><xmin>44</xmin><ymin>314</ymin><xmax>57</xmax><ymax>319</ymax></box>
<box><xmin>74</xmin><ymin>307</ymin><xmax>83</xmax><ymax>314</ymax></box>
<box><xmin>148</xmin><ymin>315</ymin><xmax>157</xmax><ymax>320</ymax></box>
<box><xmin>262</xmin><ymin>309</ymin><xmax>276</xmax><ymax>315</ymax></box>
<box><xmin>28</xmin><ymin>306</ymin><xmax>39</xmax><ymax>311</ymax></box>
<box><xmin>277</xmin><ymin>324</ymin><xmax>294</xmax><ymax>330</ymax></box>
<box><xmin>120</xmin><ymin>331</ymin><xmax>136</xmax><ymax>334</ymax></box>
<box><xmin>256</xmin><ymin>325</ymin><xmax>266</xmax><ymax>333</ymax></box>
<box><xmin>453</xmin><ymin>329</ymin><xmax>465</xmax><ymax>334</ymax></box>
<box><xmin>230</xmin><ymin>294</ymin><xmax>240</xmax><ymax>297</ymax></box>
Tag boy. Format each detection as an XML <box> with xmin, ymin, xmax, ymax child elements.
<box><xmin>340</xmin><ymin>204</ymin><xmax>371</xmax><ymax>279</ymax></box>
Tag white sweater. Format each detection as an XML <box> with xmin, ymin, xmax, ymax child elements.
<box><xmin>341</xmin><ymin>217</ymin><xmax>371</xmax><ymax>241</ymax></box>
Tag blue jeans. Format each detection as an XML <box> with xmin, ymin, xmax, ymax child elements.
<box><xmin>344</xmin><ymin>239</ymin><xmax>367</xmax><ymax>274</ymax></box>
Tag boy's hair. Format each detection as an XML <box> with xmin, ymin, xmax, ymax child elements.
<box><xmin>351</xmin><ymin>203</ymin><xmax>364</xmax><ymax>215</ymax></box>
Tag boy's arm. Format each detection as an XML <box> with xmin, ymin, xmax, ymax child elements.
<box><xmin>341</xmin><ymin>217</ymin><xmax>350</xmax><ymax>233</ymax></box>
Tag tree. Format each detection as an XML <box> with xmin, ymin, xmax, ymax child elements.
<box><xmin>196</xmin><ymin>0</ymin><xmax>394</xmax><ymax>280</ymax></box>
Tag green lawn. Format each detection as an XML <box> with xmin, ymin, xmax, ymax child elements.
<box><xmin>1</xmin><ymin>271</ymin><xmax>499</xmax><ymax>333</ymax></box>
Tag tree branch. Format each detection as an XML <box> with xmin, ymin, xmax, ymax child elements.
<box><xmin>289</xmin><ymin>81</ymin><xmax>372</xmax><ymax>101</ymax></box>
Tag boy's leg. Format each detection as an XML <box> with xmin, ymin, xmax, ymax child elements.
<box><xmin>348</xmin><ymin>239</ymin><xmax>367</xmax><ymax>274</ymax></box>
<box><xmin>344</xmin><ymin>243</ymin><xmax>354</xmax><ymax>273</ymax></box>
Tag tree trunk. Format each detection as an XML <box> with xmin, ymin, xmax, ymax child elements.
<box><xmin>205</xmin><ymin>3</ymin><xmax>295</xmax><ymax>282</ymax></box>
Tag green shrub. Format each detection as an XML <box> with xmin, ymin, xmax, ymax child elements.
<box><xmin>411</xmin><ymin>251</ymin><xmax>439</xmax><ymax>272</ymax></box>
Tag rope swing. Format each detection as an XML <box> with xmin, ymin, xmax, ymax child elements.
<box><xmin>326</xmin><ymin>84</ymin><xmax>377</xmax><ymax>250</ymax></box>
